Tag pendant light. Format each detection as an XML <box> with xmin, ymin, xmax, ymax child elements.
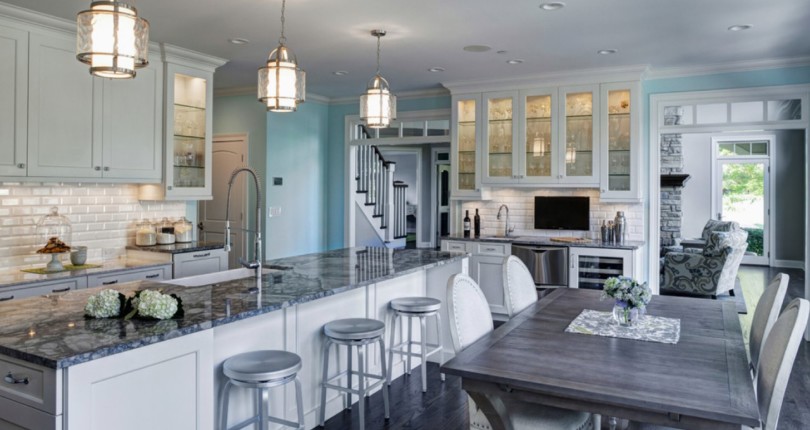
<box><xmin>360</xmin><ymin>30</ymin><xmax>397</xmax><ymax>128</ymax></box>
<box><xmin>76</xmin><ymin>1</ymin><xmax>149</xmax><ymax>79</ymax></box>
<box><xmin>258</xmin><ymin>0</ymin><xmax>306</xmax><ymax>112</ymax></box>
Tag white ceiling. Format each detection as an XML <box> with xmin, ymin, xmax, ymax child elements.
<box><xmin>4</xmin><ymin>0</ymin><xmax>810</xmax><ymax>98</ymax></box>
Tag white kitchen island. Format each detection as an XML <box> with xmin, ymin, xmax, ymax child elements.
<box><xmin>0</xmin><ymin>247</ymin><xmax>467</xmax><ymax>430</ymax></box>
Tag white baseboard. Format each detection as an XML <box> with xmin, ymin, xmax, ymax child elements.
<box><xmin>772</xmin><ymin>260</ymin><xmax>804</xmax><ymax>269</ymax></box>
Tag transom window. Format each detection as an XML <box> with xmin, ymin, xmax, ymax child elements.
<box><xmin>717</xmin><ymin>140</ymin><xmax>768</xmax><ymax>157</ymax></box>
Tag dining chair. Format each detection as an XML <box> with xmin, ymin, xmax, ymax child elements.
<box><xmin>631</xmin><ymin>298</ymin><xmax>809</xmax><ymax>430</ymax></box>
<box><xmin>749</xmin><ymin>273</ymin><xmax>789</xmax><ymax>374</ymax></box>
<box><xmin>447</xmin><ymin>273</ymin><xmax>594</xmax><ymax>430</ymax></box>
<box><xmin>502</xmin><ymin>256</ymin><xmax>539</xmax><ymax>318</ymax></box>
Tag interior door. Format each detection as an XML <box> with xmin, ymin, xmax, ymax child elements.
<box><xmin>199</xmin><ymin>135</ymin><xmax>247</xmax><ymax>269</ymax></box>
<box><xmin>436</xmin><ymin>163</ymin><xmax>450</xmax><ymax>247</ymax></box>
<box><xmin>716</xmin><ymin>158</ymin><xmax>770</xmax><ymax>265</ymax></box>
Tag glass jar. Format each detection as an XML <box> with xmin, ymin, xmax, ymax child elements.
<box><xmin>135</xmin><ymin>220</ymin><xmax>156</xmax><ymax>246</ymax></box>
<box><xmin>156</xmin><ymin>218</ymin><xmax>176</xmax><ymax>245</ymax></box>
<box><xmin>174</xmin><ymin>217</ymin><xmax>193</xmax><ymax>243</ymax></box>
<box><xmin>36</xmin><ymin>207</ymin><xmax>72</xmax><ymax>250</ymax></box>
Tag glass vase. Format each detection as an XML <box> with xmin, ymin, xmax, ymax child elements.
<box><xmin>612</xmin><ymin>301</ymin><xmax>638</xmax><ymax>326</ymax></box>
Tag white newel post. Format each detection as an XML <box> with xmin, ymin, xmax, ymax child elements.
<box><xmin>385</xmin><ymin>163</ymin><xmax>396</xmax><ymax>243</ymax></box>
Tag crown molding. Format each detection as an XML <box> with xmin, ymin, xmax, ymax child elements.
<box><xmin>441</xmin><ymin>65</ymin><xmax>649</xmax><ymax>94</ymax></box>
<box><xmin>645</xmin><ymin>56</ymin><xmax>810</xmax><ymax>80</ymax></box>
<box><xmin>161</xmin><ymin>44</ymin><xmax>227</xmax><ymax>71</ymax></box>
<box><xmin>0</xmin><ymin>2</ymin><xmax>74</xmax><ymax>35</ymax></box>
<box><xmin>214</xmin><ymin>86</ymin><xmax>330</xmax><ymax>103</ymax></box>
<box><xmin>328</xmin><ymin>87</ymin><xmax>450</xmax><ymax>105</ymax></box>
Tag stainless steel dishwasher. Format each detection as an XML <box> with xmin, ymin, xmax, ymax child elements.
<box><xmin>511</xmin><ymin>244</ymin><xmax>568</xmax><ymax>287</ymax></box>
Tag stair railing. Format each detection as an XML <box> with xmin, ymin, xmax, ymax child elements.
<box><xmin>355</xmin><ymin>145</ymin><xmax>403</xmax><ymax>243</ymax></box>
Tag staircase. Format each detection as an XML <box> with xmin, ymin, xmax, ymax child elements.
<box><xmin>354</xmin><ymin>145</ymin><xmax>408</xmax><ymax>248</ymax></box>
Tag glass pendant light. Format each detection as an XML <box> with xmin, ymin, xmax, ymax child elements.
<box><xmin>76</xmin><ymin>1</ymin><xmax>149</xmax><ymax>79</ymax></box>
<box><xmin>258</xmin><ymin>0</ymin><xmax>306</xmax><ymax>112</ymax></box>
<box><xmin>360</xmin><ymin>30</ymin><xmax>397</xmax><ymax>128</ymax></box>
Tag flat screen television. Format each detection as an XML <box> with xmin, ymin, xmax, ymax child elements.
<box><xmin>534</xmin><ymin>196</ymin><xmax>590</xmax><ymax>231</ymax></box>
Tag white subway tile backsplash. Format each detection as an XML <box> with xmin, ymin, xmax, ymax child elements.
<box><xmin>0</xmin><ymin>182</ymin><xmax>186</xmax><ymax>269</ymax></box>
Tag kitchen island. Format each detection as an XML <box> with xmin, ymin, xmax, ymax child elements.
<box><xmin>0</xmin><ymin>247</ymin><xmax>467</xmax><ymax>430</ymax></box>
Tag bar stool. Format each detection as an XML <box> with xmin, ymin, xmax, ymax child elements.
<box><xmin>387</xmin><ymin>297</ymin><xmax>444</xmax><ymax>393</ymax></box>
<box><xmin>218</xmin><ymin>350</ymin><xmax>304</xmax><ymax>430</ymax></box>
<box><xmin>319</xmin><ymin>318</ymin><xmax>390</xmax><ymax>430</ymax></box>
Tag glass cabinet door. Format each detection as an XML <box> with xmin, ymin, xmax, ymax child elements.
<box><xmin>482</xmin><ymin>92</ymin><xmax>518</xmax><ymax>183</ymax></box>
<box><xmin>559</xmin><ymin>86</ymin><xmax>599</xmax><ymax>184</ymax></box>
<box><xmin>521</xmin><ymin>91</ymin><xmax>555</xmax><ymax>182</ymax></box>
<box><xmin>452</xmin><ymin>95</ymin><xmax>479</xmax><ymax>197</ymax></box>
<box><xmin>605</xmin><ymin>89</ymin><xmax>631</xmax><ymax>191</ymax></box>
<box><xmin>171</xmin><ymin>73</ymin><xmax>207</xmax><ymax>190</ymax></box>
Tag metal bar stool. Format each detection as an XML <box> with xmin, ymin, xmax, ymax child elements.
<box><xmin>387</xmin><ymin>297</ymin><xmax>444</xmax><ymax>393</ymax></box>
<box><xmin>319</xmin><ymin>318</ymin><xmax>390</xmax><ymax>430</ymax></box>
<box><xmin>218</xmin><ymin>350</ymin><xmax>304</xmax><ymax>430</ymax></box>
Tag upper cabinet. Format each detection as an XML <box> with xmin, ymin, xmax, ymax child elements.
<box><xmin>447</xmin><ymin>77</ymin><xmax>641</xmax><ymax>201</ymax></box>
<box><xmin>0</xmin><ymin>25</ymin><xmax>27</xmax><ymax>176</ymax></box>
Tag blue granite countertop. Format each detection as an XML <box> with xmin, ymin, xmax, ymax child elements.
<box><xmin>0</xmin><ymin>247</ymin><xmax>466</xmax><ymax>369</ymax></box>
<box><xmin>443</xmin><ymin>235</ymin><xmax>644</xmax><ymax>250</ymax></box>
<box><xmin>0</xmin><ymin>258</ymin><xmax>173</xmax><ymax>290</ymax></box>
<box><xmin>126</xmin><ymin>241</ymin><xmax>225</xmax><ymax>254</ymax></box>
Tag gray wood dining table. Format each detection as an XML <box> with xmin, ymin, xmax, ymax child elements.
<box><xmin>440</xmin><ymin>288</ymin><xmax>760</xmax><ymax>430</ymax></box>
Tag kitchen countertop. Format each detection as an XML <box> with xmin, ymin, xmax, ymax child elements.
<box><xmin>0</xmin><ymin>247</ymin><xmax>467</xmax><ymax>369</ymax></box>
<box><xmin>0</xmin><ymin>258</ymin><xmax>174</xmax><ymax>289</ymax></box>
<box><xmin>443</xmin><ymin>235</ymin><xmax>644</xmax><ymax>250</ymax></box>
<box><xmin>126</xmin><ymin>241</ymin><xmax>225</xmax><ymax>254</ymax></box>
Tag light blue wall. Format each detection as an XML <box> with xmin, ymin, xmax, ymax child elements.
<box><xmin>325</xmin><ymin>95</ymin><xmax>450</xmax><ymax>249</ymax></box>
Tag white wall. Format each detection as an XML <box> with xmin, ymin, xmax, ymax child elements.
<box><xmin>681</xmin><ymin>133</ymin><xmax>713</xmax><ymax>239</ymax></box>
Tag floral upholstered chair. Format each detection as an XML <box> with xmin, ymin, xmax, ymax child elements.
<box><xmin>661</xmin><ymin>219</ymin><xmax>741</xmax><ymax>256</ymax></box>
<box><xmin>660</xmin><ymin>229</ymin><xmax>748</xmax><ymax>298</ymax></box>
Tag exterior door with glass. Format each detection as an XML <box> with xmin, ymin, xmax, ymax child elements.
<box><xmin>714</xmin><ymin>139</ymin><xmax>771</xmax><ymax>265</ymax></box>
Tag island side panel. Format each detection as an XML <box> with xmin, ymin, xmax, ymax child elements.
<box><xmin>425</xmin><ymin>257</ymin><xmax>467</xmax><ymax>363</ymax></box>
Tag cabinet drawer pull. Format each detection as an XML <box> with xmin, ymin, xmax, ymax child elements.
<box><xmin>4</xmin><ymin>372</ymin><xmax>28</xmax><ymax>385</ymax></box>
<box><xmin>51</xmin><ymin>287</ymin><xmax>70</xmax><ymax>293</ymax></box>
<box><xmin>0</xmin><ymin>295</ymin><xmax>13</xmax><ymax>302</ymax></box>
<box><xmin>94</xmin><ymin>166</ymin><xmax>101</xmax><ymax>171</ymax></box>
<box><xmin>192</xmin><ymin>252</ymin><xmax>210</xmax><ymax>258</ymax></box>
<box><xmin>17</xmin><ymin>163</ymin><xmax>25</xmax><ymax>169</ymax></box>
<box><xmin>102</xmin><ymin>280</ymin><xmax>118</xmax><ymax>285</ymax></box>
<box><xmin>145</xmin><ymin>274</ymin><xmax>160</xmax><ymax>279</ymax></box>
<box><xmin>484</xmin><ymin>247</ymin><xmax>497</xmax><ymax>252</ymax></box>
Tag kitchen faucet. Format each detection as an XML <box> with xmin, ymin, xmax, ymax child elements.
<box><xmin>224</xmin><ymin>166</ymin><xmax>263</xmax><ymax>280</ymax></box>
<box><xmin>496</xmin><ymin>204</ymin><xmax>515</xmax><ymax>237</ymax></box>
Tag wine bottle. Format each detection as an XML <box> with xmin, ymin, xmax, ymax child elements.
<box><xmin>474</xmin><ymin>209</ymin><xmax>481</xmax><ymax>238</ymax></box>
<box><xmin>463</xmin><ymin>210</ymin><xmax>471</xmax><ymax>238</ymax></box>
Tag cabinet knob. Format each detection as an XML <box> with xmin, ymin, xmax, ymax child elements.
<box><xmin>601</xmin><ymin>189</ymin><xmax>606</xmax><ymax>193</ymax></box>
<box><xmin>103</xmin><ymin>166</ymin><xmax>110</xmax><ymax>171</ymax></box>
<box><xmin>16</xmin><ymin>163</ymin><xmax>24</xmax><ymax>169</ymax></box>
<box><xmin>167</xmin><ymin>186</ymin><xmax>173</xmax><ymax>190</ymax></box>
<box><xmin>94</xmin><ymin>166</ymin><xmax>101</xmax><ymax>171</ymax></box>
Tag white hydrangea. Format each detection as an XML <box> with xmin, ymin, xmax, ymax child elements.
<box><xmin>135</xmin><ymin>290</ymin><xmax>178</xmax><ymax>320</ymax></box>
<box><xmin>85</xmin><ymin>289</ymin><xmax>122</xmax><ymax>318</ymax></box>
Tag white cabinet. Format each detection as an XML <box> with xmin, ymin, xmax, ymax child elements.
<box><xmin>450</xmin><ymin>94</ymin><xmax>486</xmax><ymax>200</ymax></box>
<box><xmin>558</xmin><ymin>85</ymin><xmax>600</xmax><ymax>186</ymax></box>
<box><xmin>441</xmin><ymin>239</ymin><xmax>509</xmax><ymax>317</ymax></box>
<box><xmin>599</xmin><ymin>81</ymin><xmax>641</xmax><ymax>202</ymax></box>
<box><xmin>481</xmin><ymin>91</ymin><xmax>519</xmax><ymax>184</ymax></box>
<box><xmin>0</xmin><ymin>355</ymin><xmax>61</xmax><ymax>430</ymax></box>
<box><xmin>0</xmin><ymin>25</ymin><xmax>27</xmax><ymax>176</ymax></box>
<box><xmin>0</xmin><ymin>277</ymin><xmax>87</xmax><ymax>302</ymax></box>
<box><xmin>86</xmin><ymin>265</ymin><xmax>171</xmax><ymax>288</ymax></box>
<box><xmin>173</xmin><ymin>249</ymin><xmax>228</xmax><ymax>279</ymax></box>
<box><xmin>568</xmin><ymin>247</ymin><xmax>638</xmax><ymax>290</ymax></box>
<box><xmin>517</xmin><ymin>87</ymin><xmax>558</xmax><ymax>184</ymax></box>
<box><xmin>24</xmin><ymin>30</ymin><xmax>162</xmax><ymax>182</ymax></box>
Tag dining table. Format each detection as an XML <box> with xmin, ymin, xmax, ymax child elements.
<box><xmin>440</xmin><ymin>288</ymin><xmax>760</xmax><ymax>430</ymax></box>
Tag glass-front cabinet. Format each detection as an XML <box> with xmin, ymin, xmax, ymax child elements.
<box><xmin>451</xmin><ymin>94</ymin><xmax>482</xmax><ymax>199</ymax></box>
<box><xmin>559</xmin><ymin>85</ymin><xmax>599</xmax><ymax>185</ymax></box>
<box><xmin>599</xmin><ymin>81</ymin><xmax>640</xmax><ymax>201</ymax></box>
<box><xmin>482</xmin><ymin>92</ymin><xmax>518</xmax><ymax>184</ymax></box>
<box><xmin>519</xmin><ymin>89</ymin><xmax>556</xmax><ymax>184</ymax></box>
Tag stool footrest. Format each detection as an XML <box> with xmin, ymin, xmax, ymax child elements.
<box><xmin>390</xmin><ymin>342</ymin><xmax>443</xmax><ymax>357</ymax></box>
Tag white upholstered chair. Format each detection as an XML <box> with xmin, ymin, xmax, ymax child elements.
<box><xmin>749</xmin><ymin>273</ymin><xmax>789</xmax><ymax>374</ymax></box>
<box><xmin>447</xmin><ymin>273</ymin><xmax>593</xmax><ymax>430</ymax></box>
<box><xmin>633</xmin><ymin>298</ymin><xmax>809</xmax><ymax>430</ymax></box>
<box><xmin>502</xmin><ymin>256</ymin><xmax>539</xmax><ymax>318</ymax></box>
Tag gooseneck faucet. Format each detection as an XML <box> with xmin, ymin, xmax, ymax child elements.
<box><xmin>496</xmin><ymin>204</ymin><xmax>515</xmax><ymax>237</ymax></box>
<box><xmin>224</xmin><ymin>167</ymin><xmax>263</xmax><ymax>280</ymax></box>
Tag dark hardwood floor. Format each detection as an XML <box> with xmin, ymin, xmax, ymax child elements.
<box><xmin>321</xmin><ymin>266</ymin><xmax>808</xmax><ymax>430</ymax></box>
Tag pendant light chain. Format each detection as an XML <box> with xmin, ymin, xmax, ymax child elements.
<box><xmin>376</xmin><ymin>32</ymin><xmax>382</xmax><ymax>75</ymax></box>
<box><xmin>279</xmin><ymin>0</ymin><xmax>287</xmax><ymax>45</ymax></box>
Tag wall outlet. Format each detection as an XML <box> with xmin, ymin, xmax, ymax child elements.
<box><xmin>268</xmin><ymin>206</ymin><xmax>282</xmax><ymax>218</ymax></box>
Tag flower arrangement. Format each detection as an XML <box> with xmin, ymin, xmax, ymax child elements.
<box><xmin>85</xmin><ymin>289</ymin><xmax>184</xmax><ymax>320</ymax></box>
<box><xmin>601</xmin><ymin>276</ymin><xmax>651</xmax><ymax>326</ymax></box>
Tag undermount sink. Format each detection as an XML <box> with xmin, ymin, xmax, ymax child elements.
<box><xmin>165</xmin><ymin>266</ymin><xmax>288</xmax><ymax>288</ymax></box>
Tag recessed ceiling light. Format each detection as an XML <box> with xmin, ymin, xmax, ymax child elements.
<box><xmin>727</xmin><ymin>24</ymin><xmax>752</xmax><ymax>31</ymax></box>
<box><xmin>333</xmin><ymin>70</ymin><xmax>349</xmax><ymax>76</ymax></box>
<box><xmin>228</xmin><ymin>38</ymin><xmax>249</xmax><ymax>45</ymax></box>
<box><xmin>463</xmin><ymin>45</ymin><xmax>492</xmax><ymax>53</ymax></box>
<box><xmin>428</xmin><ymin>67</ymin><xmax>445</xmax><ymax>72</ymax></box>
<box><xmin>506</xmin><ymin>59</ymin><xmax>524</xmax><ymax>65</ymax></box>
<box><xmin>597</xmin><ymin>49</ymin><xmax>618</xmax><ymax>55</ymax></box>
<box><xmin>539</xmin><ymin>2</ymin><xmax>565</xmax><ymax>10</ymax></box>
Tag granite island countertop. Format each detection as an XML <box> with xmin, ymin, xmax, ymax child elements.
<box><xmin>0</xmin><ymin>257</ymin><xmax>175</xmax><ymax>290</ymax></box>
<box><xmin>443</xmin><ymin>235</ymin><xmax>645</xmax><ymax>250</ymax></box>
<box><xmin>0</xmin><ymin>247</ymin><xmax>467</xmax><ymax>369</ymax></box>
<box><xmin>126</xmin><ymin>241</ymin><xmax>225</xmax><ymax>254</ymax></box>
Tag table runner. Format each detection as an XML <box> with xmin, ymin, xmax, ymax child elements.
<box><xmin>565</xmin><ymin>309</ymin><xmax>681</xmax><ymax>344</ymax></box>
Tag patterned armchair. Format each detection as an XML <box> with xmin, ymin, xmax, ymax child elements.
<box><xmin>660</xmin><ymin>229</ymin><xmax>748</xmax><ymax>297</ymax></box>
<box><xmin>661</xmin><ymin>219</ymin><xmax>740</xmax><ymax>256</ymax></box>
